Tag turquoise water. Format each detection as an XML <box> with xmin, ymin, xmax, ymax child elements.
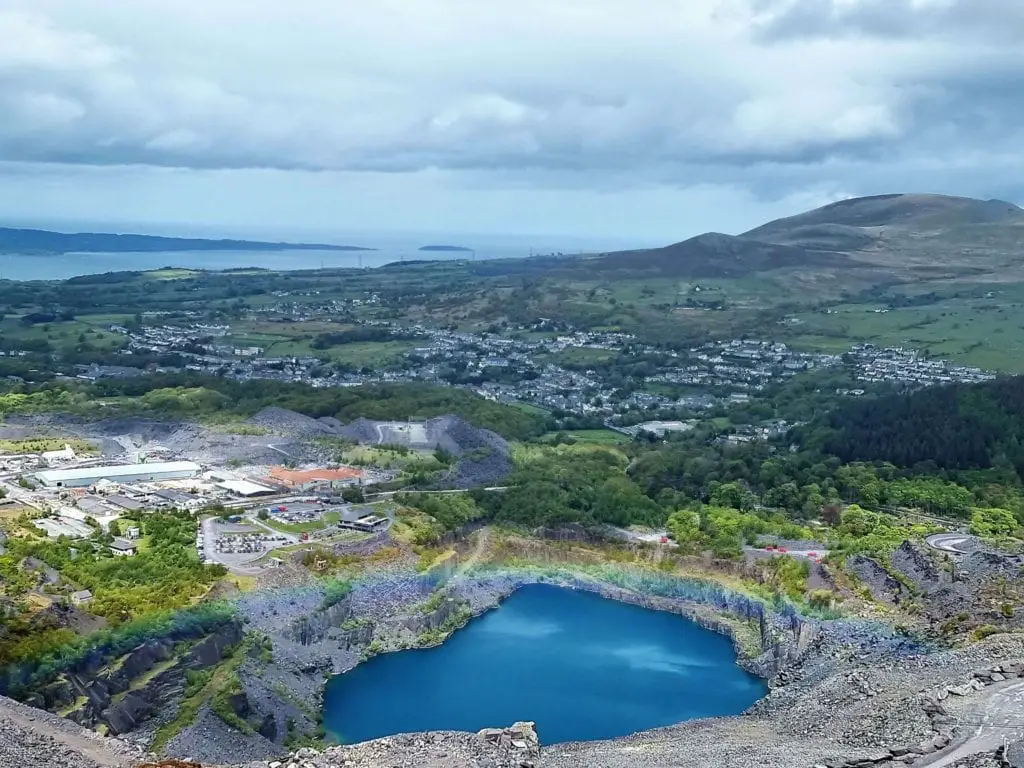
<box><xmin>322</xmin><ymin>584</ymin><xmax>766</xmax><ymax>745</ymax></box>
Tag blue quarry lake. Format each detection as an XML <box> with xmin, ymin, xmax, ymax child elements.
<box><xmin>323</xmin><ymin>584</ymin><xmax>766</xmax><ymax>745</ymax></box>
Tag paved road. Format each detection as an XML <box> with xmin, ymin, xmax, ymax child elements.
<box><xmin>918</xmin><ymin>680</ymin><xmax>1024</xmax><ymax>766</ymax></box>
<box><xmin>926</xmin><ymin>533</ymin><xmax>979</xmax><ymax>554</ymax></box>
<box><xmin>372</xmin><ymin>486</ymin><xmax>508</xmax><ymax>499</ymax></box>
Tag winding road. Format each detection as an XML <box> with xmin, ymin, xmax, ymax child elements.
<box><xmin>918</xmin><ymin>680</ymin><xmax>1024</xmax><ymax>766</ymax></box>
<box><xmin>925</xmin><ymin>533</ymin><xmax>979</xmax><ymax>554</ymax></box>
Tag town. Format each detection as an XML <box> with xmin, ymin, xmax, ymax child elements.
<box><xmin>55</xmin><ymin>299</ymin><xmax>996</xmax><ymax>426</ymax></box>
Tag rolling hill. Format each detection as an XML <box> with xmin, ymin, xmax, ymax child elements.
<box><xmin>586</xmin><ymin>231</ymin><xmax>849</xmax><ymax>278</ymax></box>
<box><xmin>562</xmin><ymin>193</ymin><xmax>1024</xmax><ymax>281</ymax></box>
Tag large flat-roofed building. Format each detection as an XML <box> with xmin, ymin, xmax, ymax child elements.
<box><xmin>34</xmin><ymin>461</ymin><xmax>201</xmax><ymax>488</ymax></box>
<box><xmin>267</xmin><ymin>466</ymin><xmax>363</xmax><ymax>492</ymax></box>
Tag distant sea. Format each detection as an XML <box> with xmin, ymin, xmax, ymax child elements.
<box><xmin>0</xmin><ymin>231</ymin><xmax>650</xmax><ymax>281</ymax></box>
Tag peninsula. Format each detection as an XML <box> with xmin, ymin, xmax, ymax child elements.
<box><xmin>0</xmin><ymin>227</ymin><xmax>375</xmax><ymax>254</ymax></box>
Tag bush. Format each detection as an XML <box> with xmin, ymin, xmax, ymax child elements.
<box><xmin>807</xmin><ymin>589</ymin><xmax>835</xmax><ymax>610</ymax></box>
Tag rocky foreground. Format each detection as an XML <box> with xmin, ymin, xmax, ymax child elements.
<box><xmin>8</xmin><ymin>537</ymin><xmax>1024</xmax><ymax>768</ymax></box>
<box><xmin>7</xmin><ymin>626</ymin><xmax>1024</xmax><ymax>768</ymax></box>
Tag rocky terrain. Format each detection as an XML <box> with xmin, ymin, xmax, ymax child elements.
<box><xmin>0</xmin><ymin>409</ymin><xmax>513</xmax><ymax>485</ymax></box>
<box><xmin>0</xmin><ymin>693</ymin><xmax>144</xmax><ymax>768</ymax></box>
<box><xmin>846</xmin><ymin>540</ymin><xmax>1024</xmax><ymax>635</ymax></box>
<box><xmin>8</xmin><ymin>533</ymin><xmax>1024</xmax><ymax>768</ymax></box>
<box><xmin>338</xmin><ymin>413</ymin><xmax>512</xmax><ymax>487</ymax></box>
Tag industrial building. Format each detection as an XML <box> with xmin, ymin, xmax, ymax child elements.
<box><xmin>34</xmin><ymin>461</ymin><xmax>202</xmax><ymax>488</ymax></box>
<box><xmin>267</xmin><ymin>466</ymin><xmax>363</xmax><ymax>492</ymax></box>
<box><xmin>338</xmin><ymin>505</ymin><xmax>389</xmax><ymax>532</ymax></box>
<box><xmin>217</xmin><ymin>479</ymin><xmax>277</xmax><ymax>497</ymax></box>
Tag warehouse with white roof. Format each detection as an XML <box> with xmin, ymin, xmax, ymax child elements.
<box><xmin>34</xmin><ymin>461</ymin><xmax>202</xmax><ymax>488</ymax></box>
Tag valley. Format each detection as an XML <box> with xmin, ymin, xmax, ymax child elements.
<box><xmin>3</xmin><ymin>194</ymin><xmax>1024</xmax><ymax>768</ymax></box>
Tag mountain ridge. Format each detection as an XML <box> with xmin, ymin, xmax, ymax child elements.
<box><xmin>574</xmin><ymin>192</ymin><xmax>1024</xmax><ymax>279</ymax></box>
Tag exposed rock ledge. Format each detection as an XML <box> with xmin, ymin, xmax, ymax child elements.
<box><xmin>240</xmin><ymin>722</ymin><xmax>540</xmax><ymax>768</ymax></box>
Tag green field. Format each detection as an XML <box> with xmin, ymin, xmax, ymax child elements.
<box><xmin>340</xmin><ymin>445</ymin><xmax>439</xmax><ymax>470</ymax></box>
<box><xmin>544</xmin><ymin>429</ymin><xmax>630</xmax><ymax>445</ymax></box>
<box><xmin>0</xmin><ymin>315</ymin><xmax>127</xmax><ymax>353</ymax></box>
<box><xmin>783</xmin><ymin>289</ymin><xmax>1024</xmax><ymax>372</ymax></box>
<box><xmin>513</xmin><ymin>402</ymin><xmax>552</xmax><ymax>416</ymax></box>
<box><xmin>143</xmin><ymin>269</ymin><xmax>202</xmax><ymax>280</ymax></box>
<box><xmin>0</xmin><ymin>438</ymin><xmax>97</xmax><ymax>455</ymax></box>
<box><xmin>228</xmin><ymin>335</ymin><xmax>416</xmax><ymax>368</ymax></box>
<box><xmin>259</xmin><ymin>517</ymin><xmax>326</xmax><ymax>534</ymax></box>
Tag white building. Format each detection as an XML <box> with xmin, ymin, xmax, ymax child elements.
<box><xmin>108</xmin><ymin>538</ymin><xmax>138</xmax><ymax>557</ymax></box>
<box><xmin>42</xmin><ymin>444</ymin><xmax>77</xmax><ymax>466</ymax></box>
<box><xmin>34</xmin><ymin>461</ymin><xmax>201</xmax><ymax>489</ymax></box>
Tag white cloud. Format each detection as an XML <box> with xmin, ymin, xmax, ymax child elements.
<box><xmin>0</xmin><ymin>0</ymin><xmax>1021</xmax><ymax>236</ymax></box>
<box><xmin>0</xmin><ymin>1</ymin><xmax>1004</xmax><ymax>173</ymax></box>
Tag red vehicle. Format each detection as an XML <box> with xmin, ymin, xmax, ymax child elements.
<box><xmin>301</xmin><ymin>532</ymin><xmax>309</xmax><ymax>541</ymax></box>
<box><xmin>807</xmin><ymin>552</ymin><xmax>818</xmax><ymax>557</ymax></box>
<box><xmin>778</xmin><ymin>547</ymin><xmax>788</xmax><ymax>553</ymax></box>
<box><xmin>765</xmin><ymin>545</ymin><xmax>776</xmax><ymax>551</ymax></box>
<box><xmin>659</xmin><ymin>536</ymin><xmax>669</xmax><ymax>544</ymax></box>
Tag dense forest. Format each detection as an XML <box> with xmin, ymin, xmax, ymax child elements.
<box><xmin>809</xmin><ymin>377</ymin><xmax>1024</xmax><ymax>474</ymax></box>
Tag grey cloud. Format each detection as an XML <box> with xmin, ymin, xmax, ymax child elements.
<box><xmin>753</xmin><ymin>0</ymin><xmax>1024</xmax><ymax>42</ymax></box>
<box><xmin>0</xmin><ymin>0</ymin><xmax>1022</xmax><ymax>217</ymax></box>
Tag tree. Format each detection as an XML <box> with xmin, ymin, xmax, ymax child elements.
<box><xmin>821</xmin><ymin>504</ymin><xmax>843</xmax><ymax>526</ymax></box>
<box><xmin>342</xmin><ymin>485</ymin><xmax>365</xmax><ymax>504</ymax></box>
<box><xmin>709</xmin><ymin>482</ymin><xmax>756</xmax><ymax>512</ymax></box>
<box><xmin>970</xmin><ymin>507</ymin><xmax>1018</xmax><ymax>539</ymax></box>
<box><xmin>666</xmin><ymin>509</ymin><xmax>706</xmax><ymax>552</ymax></box>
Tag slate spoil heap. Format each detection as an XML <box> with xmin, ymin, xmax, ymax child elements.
<box><xmin>243</xmin><ymin>722</ymin><xmax>541</xmax><ymax>768</ymax></box>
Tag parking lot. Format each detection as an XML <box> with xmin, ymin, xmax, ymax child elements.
<box><xmin>200</xmin><ymin>518</ymin><xmax>289</xmax><ymax>568</ymax></box>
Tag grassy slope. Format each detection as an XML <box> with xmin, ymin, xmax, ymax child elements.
<box><xmin>782</xmin><ymin>287</ymin><xmax>1024</xmax><ymax>372</ymax></box>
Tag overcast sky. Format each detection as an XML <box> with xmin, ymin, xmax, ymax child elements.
<box><xmin>1</xmin><ymin>0</ymin><xmax>1022</xmax><ymax>243</ymax></box>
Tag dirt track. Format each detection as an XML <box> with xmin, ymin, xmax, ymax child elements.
<box><xmin>0</xmin><ymin>694</ymin><xmax>134</xmax><ymax>767</ymax></box>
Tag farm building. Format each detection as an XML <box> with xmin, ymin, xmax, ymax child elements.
<box><xmin>34</xmin><ymin>461</ymin><xmax>202</xmax><ymax>488</ymax></box>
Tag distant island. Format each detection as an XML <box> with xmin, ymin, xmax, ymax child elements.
<box><xmin>418</xmin><ymin>245</ymin><xmax>473</xmax><ymax>252</ymax></box>
<box><xmin>0</xmin><ymin>227</ymin><xmax>375</xmax><ymax>255</ymax></box>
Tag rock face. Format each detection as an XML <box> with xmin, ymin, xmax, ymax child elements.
<box><xmin>286</xmin><ymin>596</ymin><xmax>354</xmax><ymax>646</ymax></box>
<box><xmin>890</xmin><ymin>541</ymin><xmax>945</xmax><ymax>593</ymax></box>
<box><xmin>846</xmin><ymin>554</ymin><xmax>909</xmax><ymax>605</ymax></box>
<box><xmin>26</xmin><ymin>621</ymin><xmax>243</xmax><ymax>737</ymax></box>
<box><xmin>338</xmin><ymin>414</ymin><xmax>513</xmax><ymax>488</ymax></box>
<box><xmin>402</xmin><ymin>593</ymin><xmax>469</xmax><ymax>635</ymax></box>
<box><xmin>960</xmin><ymin>550</ymin><xmax>1024</xmax><ymax>584</ymax></box>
